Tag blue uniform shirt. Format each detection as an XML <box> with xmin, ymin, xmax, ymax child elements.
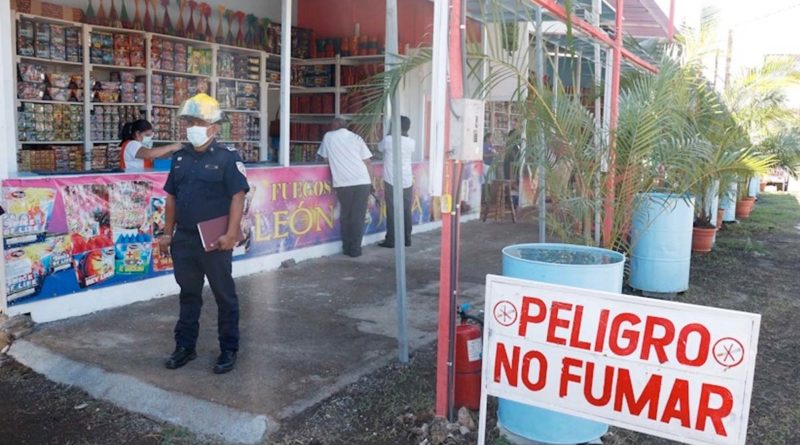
<box><xmin>164</xmin><ymin>140</ymin><xmax>250</xmax><ymax>229</ymax></box>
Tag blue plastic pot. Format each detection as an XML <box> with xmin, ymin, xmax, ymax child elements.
<box><xmin>748</xmin><ymin>177</ymin><xmax>760</xmax><ymax>198</ymax></box>
<box><xmin>721</xmin><ymin>182</ymin><xmax>738</xmax><ymax>222</ymax></box>
<box><xmin>629</xmin><ymin>193</ymin><xmax>694</xmax><ymax>294</ymax></box>
<box><xmin>707</xmin><ymin>180</ymin><xmax>720</xmax><ymax>228</ymax></box>
<box><xmin>499</xmin><ymin>243</ymin><xmax>625</xmax><ymax>444</ymax></box>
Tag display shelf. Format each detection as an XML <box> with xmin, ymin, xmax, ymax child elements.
<box><xmin>91</xmin><ymin>140</ymin><xmax>121</xmax><ymax>143</ymax></box>
<box><xmin>19</xmin><ymin>141</ymin><xmax>83</xmax><ymax>145</ymax></box>
<box><xmin>218</xmin><ymin>76</ymin><xmax>259</xmax><ymax>84</ymax></box>
<box><xmin>16</xmin><ymin>12</ymin><xmax>75</xmax><ymax>26</ymax></box>
<box><xmin>291</xmin><ymin>86</ymin><xmax>340</xmax><ymax>94</ymax></box>
<box><xmin>219</xmin><ymin>140</ymin><xmax>261</xmax><ymax>144</ymax></box>
<box><xmin>290</xmin><ymin>140</ymin><xmax>323</xmax><ymax>144</ymax></box>
<box><xmin>92</xmin><ymin>102</ymin><xmax>146</xmax><ymax>107</ymax></box>
<box><xmin>340</xmin><ymin>55</ymin><xmax>386</xmax><ymax>65</ymax></box>
<box><xmin>88</xmin><ymin>24</ymin><xmax>146</xmax><ymax>36</ymax></box>
<box><xmin>17</xmin><ymin>55</ymin><xmax>83</xmax><ymax>67</ymax></box>
<box><xmin>222</xmin><ymin>109</ymin><xmax>260</xmax><ymax>114</ymax></box>
<box><xmin>18</xmin><ymin>99</ymin><xmax>81</xmax><ymax>105</ymax></box>
<box><xmin>152</xmin><ymin>104</ymin><xmax>181</xmax><ymax>109</ymax></box>
<box><xmin>90</xmin><ymin>63</ymin><xmax>147</xmax><ymax>71</ymax></box>
<box><xmin>152</xmin><ymin>68</ymin><xmax>211</xmax><ymax>78</ymax></box>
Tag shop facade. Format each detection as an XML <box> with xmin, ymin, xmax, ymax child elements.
<box><xmin>0</xmin><ymin>0</ymin><xmax>483</xmax><ymax>321</ymax></box>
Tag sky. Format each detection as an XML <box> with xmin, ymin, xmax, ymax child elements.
<box><xmin>668</xmin><ymin>0</ymin><xmax>800</xmax><ymax>106</ymax></box>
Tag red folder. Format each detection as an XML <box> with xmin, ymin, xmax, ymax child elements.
<box><xmin>197</xmin><ymin>215</ymin><xmax>244</xmax><ymax>252</ymax></box>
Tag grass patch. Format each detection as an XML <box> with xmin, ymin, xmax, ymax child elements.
<box><xmin>723</xmin><ymin>193</ymin><xmax>800</xmax><ymax>237</ymax></box>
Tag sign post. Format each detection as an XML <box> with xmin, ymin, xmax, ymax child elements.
<box><xmin>478</xmin><ymin>275</ymin><xmax>760</xmax><ymax>445</ymax></box>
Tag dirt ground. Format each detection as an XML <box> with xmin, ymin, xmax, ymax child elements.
<box><xmin>1</xmin><ymin>192</ymin><xmax>798</xmax><ymax>445</ymax></box>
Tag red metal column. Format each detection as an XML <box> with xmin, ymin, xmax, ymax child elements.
<box><xmin>668</xmin><ymin>0</ymin><xmax>676</xmax><ymax>41</ymax></box>
<box><xmin>435</xmin><ymin>0</ymin><xmax>464</xmax><ymax>419</ymax></box>
<box><xmin>602</xmin><ymin>0</ymin><xmax>624</xmax><ymax>247</ymax></box>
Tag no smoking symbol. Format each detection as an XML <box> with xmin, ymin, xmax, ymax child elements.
<box><xmin>713</xmin><ymin>337</ymin><xmax>745</xmax><ymax>368</ymax></box>
<box><xmin>493</xmin><ymin>300</ymin><xmax>518</xmax><ymax>327</ymax></box>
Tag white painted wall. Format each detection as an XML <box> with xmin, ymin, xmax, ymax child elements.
<box><xmin>484</xmin><ymin>22</ymin><xmax>531</xmax><ymax>102</ymax></box>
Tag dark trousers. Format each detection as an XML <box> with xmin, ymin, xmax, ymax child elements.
<box><xmin>383</xmin><ymin>181</ymin><xmax>413</xmax><ymax>246</ymax></box>
<box><xmin>171</xmin><ymin>229</ymin><xmax>240</xmax><ymax>352</ymax></box>
<box><xmin>335</xmin><ymin>184</ymin><xmax>371</xmax><ymax>255</ymax></box>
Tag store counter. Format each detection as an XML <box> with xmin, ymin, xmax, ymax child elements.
<box><xmin>1</xmin><ymin>161</ymin><xmax>481</xmax><ymax>309</ymax></box>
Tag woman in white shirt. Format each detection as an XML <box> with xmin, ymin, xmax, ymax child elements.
<box><xmin>378</xmin><ymin>116</ymin><xmax>415</xmax><ymax>248</ymax></box>
<box><xmin>120</xmin><ymin>120</ymin><xmax>181</xmax><ymax>171</ymax></box>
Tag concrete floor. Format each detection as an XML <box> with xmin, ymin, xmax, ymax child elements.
<box><xmin>10</xmin><ymin>219</ymin><xmax>536</xmax><ymax>443</ymax></box>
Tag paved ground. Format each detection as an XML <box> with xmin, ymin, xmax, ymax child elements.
<box><xmin>9</xmin><ymin>218</ymin><xmax>535</xmax><ymax>443</ymax></box>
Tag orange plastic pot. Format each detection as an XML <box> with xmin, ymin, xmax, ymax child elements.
<box><xmin>736</xmin><ymin>197</ymin><xmax>756</xmax><ymax>219</ymax></box>
<box><xmin>692</xmin><ymin>227</ymin><xmax>717</xmax><ymax>253</ymax></box>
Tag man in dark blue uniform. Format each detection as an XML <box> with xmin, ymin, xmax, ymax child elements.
<box><xmin>158</xmin><ymin>93</ymin><xmax>250</xmax><ymax>374</ymax></box>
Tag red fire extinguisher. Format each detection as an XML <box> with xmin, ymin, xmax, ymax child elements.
<box><xmin>454</xmin><ymin>304</ymin><xmax>483</xmax><ymax>410</ymax></box>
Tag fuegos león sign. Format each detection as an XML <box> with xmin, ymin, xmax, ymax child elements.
<box><xmin>477</xmin><ymin>275</ymin><xmax>760</xmax><ymax>445</ymax></box>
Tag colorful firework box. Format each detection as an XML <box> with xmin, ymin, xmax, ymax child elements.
<box><xmin>114</xmin><ymin>233</ymin><xmax>153</xmax><ymax>274</ymax></box>
<box><xmin>2</xmin><ymin>187</ymin><xmax>56</xmax><ymax>248</ymax></box>
<box><xmin>5</xmin><ymin>242</ymin><xmax>52</xmax><ymax>302</ymax></box>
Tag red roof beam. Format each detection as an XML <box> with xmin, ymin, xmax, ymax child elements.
<box><xmin>525</xmin><ymin>0</ymin><xmax>658</xmax><ymax>73</ymax></box>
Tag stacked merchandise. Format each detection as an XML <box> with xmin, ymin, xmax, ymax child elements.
<box><xmin>289</xmin><ymin>143</ymin><xmax>319</xmax><ymax>163</ymax></box>
<box><xmin>340</xmin><ymin>64</ymin><xmax>383</xmax><ymax>86</ymax></box>
<box><xmin>262</xmin><ymin>24</ymin><xmax>311</xmax><ymax>58</ymax></box>
<box><xmin>289</xmin><ymin>123</ymin><xmax>326</xmax><ymax>142</ymax></box>
<box><xmin>91</xmin><ymin>144</ymin><xmax>122</xmax><ymax>170</ymax></box>
<box><xmin>290</xmin><ymin>94</ymin><xmax>334</xmax><ymax>114</ymax></box>
<box><xmin>220</xmin><ymin>114</ymin><xmax>259</xmax><ymax>141</ymax></box>
<box><xmin>18</xmin><ymin>148</ymin><xmax>55</xmax><ymax>171</ymax></box>
<box><xmin>265</xmin><ymin>58</ymin><xmax>280</xmax><ymax>83</ymax></box>
<box><xmin>151</xmin><ymin>74</ymin><xmax>210</xmax><ymax>106</ymax></box>
<box><xmin>217</xmin><ymin>81</ymin><xmax>259</xmax><ymax>110</ymax></box>
<box><xmin>151</xmin><ymin>37</ymin><xmax>212</xmax><ymax>75</ymax></box>
<box><xmin>224</xmin><ymin>143</ymin><xmax>259</xmax><ymax>163</ymax></box>
<box><xmin>92</xmin><ymin>105</ymin><xmax>143</xmax><ymax>141</ymax></box>
<box><xmin>312</xmin><ymin>34</ymin><xmax>383</xmax><ymax>58</ymax></box>
<box><xmin>151</xmin><ymin>107</ymin><xmax>189</xmax><ymax>141</ymax></box>
<box><xmin>16</xmin><ymin>19</ymin><xmax>82</xmax><ymax>62</ymax></box>
<box><xmin>17</xmin><ymin>63</ymin><xmax>84</xmax><ymax>102</ymax></box>
<box><xmin>292</xmin><ymin>65</ymin><xmax>333</xmax><ymax>87</ymax></box>
<box><xmin>90</xmin><ymin>32</ymin><xmax>145</xmax><ymax>67</ymax></box>
<box><xmin>54</xmin><ymin>145</ymin><xmax>84</xmax><ymax>172</ymax></box>
<box><xmin>18</xmin><ymin>103</ymin><xmax>83</xmax><ymax>142</ymax></box>
<box><xmin>217</xmin><ymin>52</ymin><xmax>260</xmax><ymax>80</ymax></box>
<box><xmin>120</xmin><ymin>72</ymin><xmax>146</xmax><ymax>103</ymax></box>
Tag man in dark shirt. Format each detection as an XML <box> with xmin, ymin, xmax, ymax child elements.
<box><xmin>158</xmin><ymin>93</ymin><xmax>250</xmax><ymax>374</ymax></box>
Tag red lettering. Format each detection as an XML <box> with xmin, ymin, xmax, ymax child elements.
<box><xmin>569</xmin><ymin>305</ymin><xmax>592</xmax><ymax>350</ymax></box>
<box><xmin>677</xmin><ymin>323</ymin><xmax>711</xmax><ymax>367</ymax></box>
<box><xmin>609</xmin><ymin>313</ymin><xmax>641</xmax><ymax>356</ymax></box>
<box><xmin>594</xmin><ymin>309</ymin><xmax>610</xmax><ymax>352</ymax></box>
<box><xmin>547</xmin><ymin>302</ymin><xmax>572</xmax><ymax>345</ymax></box>
<box><xmin>559</xmin><ymin>357</ymin><xmax>582</xmax><ymax>398</ymax></box>
<box><xmin>493</xmin><ymin>343</ymin><xmax>520</xmax><ymax>387</ymax></box>
<box><xmin>641</xmin><ymin>316</ymin><xmax>675</xmax><ymax>363</ymax></box>
<box><xmin>521</xmin><ymin>350</ymin><xmax>548</xmax><ymax>391</ymax></box>
<box><xmin>696</xmin><ymin>383</ymin><xmax>733</xmax><ymax>437</ymax></box>
<box><xmin>584</xmin><ymin>361</ymin><xmax>614</xmax><ymax>407</ymax></box>
<box><xmin>518</xmin><ymin>296</ymin><xmax>547</xmax><ymax>337</ymax></box>
<box><xmin>614</xmin><ymin>367</ymin><xmax>662</xmax><ymax>420</ymax></box>
<box><xmin>661</xmin><ymin>378</ymin><xmax>691</xmax><ymax>428</ymax></box>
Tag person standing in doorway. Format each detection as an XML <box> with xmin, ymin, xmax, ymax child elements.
<box><xmin>158</xmin><ymin>93</ymin><xmax>249</xmax><ymax>374</ymax></box>
<box><xmin>318</xmin><ymin>118</ymin><xmax>373</xmax><ymax>257</ymax></box>
<box><xmin>378</xmin><ymin>116</ymin><xmax>415</xmax><ymax>248</ymax></box>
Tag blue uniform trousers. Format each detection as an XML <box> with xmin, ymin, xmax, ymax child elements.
<box><xmin>171</xmin><ymin>228</ymin><xmax>240</xmax><ymax>352</ymax></box>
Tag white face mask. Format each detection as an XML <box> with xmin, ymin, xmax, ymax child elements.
<box><xmin>141</xmin><ymin>135</ymin><xmax>154</xmax><ymax>148</ymax></box>
<box><xmin>186</xmin><ymin>126</ymin><xmax>210</xmax><ymax>147</ymax></box>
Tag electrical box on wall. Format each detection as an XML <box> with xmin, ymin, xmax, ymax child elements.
<box><xmin>450</xmin><ymin>99</ymin><xmax>485</xmax><ymax>161</ymax></box>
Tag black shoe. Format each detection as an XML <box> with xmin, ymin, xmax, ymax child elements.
<box><xmin>346</xmin><ymin>251</ymin><xmax>362</xmax><ymax>258</ymax></box>
<box><xmin>378</xmin><ymin>241</ymin><xmax>394</xmax><ymax>248</ymax></box>
<box><xmin>405</xmin><ymin>240</ymin><xmax>411</xmax><ymax>247</ymax></box>
<box><xmin>165</xmin><ymin>346</ymin><xmax>197</xmax><ymax>370</ymax></box>
<box><xmin>213</xmin><ymin>350</ymin><xmax>237</xmax><ymax>374</ymax></box>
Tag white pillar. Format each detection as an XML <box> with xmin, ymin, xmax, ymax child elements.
<box><xmin>0</xmin><ymin>0</ymin><xmax>14</xmax><ymax>314</ymax></box>
<box><xmin>279</xmin><ymin>0</ymin><xmax>292</xmax><ymax>167</ymax></box>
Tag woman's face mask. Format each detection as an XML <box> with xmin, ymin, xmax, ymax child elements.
<box><xmin>186</xmin><ymin>126</ymin><xmax>210</xmax><ymax>147</ymax></box>
<box><xmin>141</xmin><ymin>133</ymin><xmax>154</xmax><ymax>148</ymax></box>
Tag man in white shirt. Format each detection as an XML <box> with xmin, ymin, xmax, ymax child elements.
<box><xmin>318</xmin><ymin>118</ymin><xmax>373</xmax><ymax>257</ymax></box>
<box><xmin>378</xmin><ymin>116</ymin><xmax>415</xmax><ymax>248</ymax></box>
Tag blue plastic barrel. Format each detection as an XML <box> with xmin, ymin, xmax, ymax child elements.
<box><xmin>748</xmin><ymin>177</ymin><xmax>760</xmax><ymax>197</ymax></box>
<box><xmin>721</xmin><ymin>182</ymin><xmax>737</xmax><ymax>222</ymax></box>
<box><xmin>629</xmin><ymin>193</ymin><xmax>694</xmax><ymax>294</ymax></box>
<box><xmin>707</xmin><ymin>180</ymin><xmax>720</xmax><ymax>228</ymax></box>
<box><xmin>499</xmin><ymin>243</ymin><xmax>625</xmax><ymax>444</ymax></box>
